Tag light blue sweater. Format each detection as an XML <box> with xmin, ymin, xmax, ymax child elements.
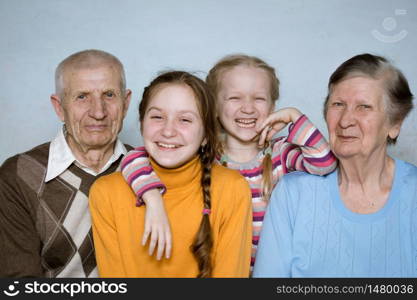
<box><xmin>253</xmin><ymin>158</ymin><xmax>417</xmax><ymax>277</ymax></box>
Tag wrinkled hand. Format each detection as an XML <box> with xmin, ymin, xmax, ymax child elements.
<box><xmin>256</xmin><ymin>107</ymin><xmax>302</xmax><ymax>148</ymax></box>
<box><xmin>142</xmin><ymin>189</ymin><xmax>172</xmax><ymax>260</ymax></box>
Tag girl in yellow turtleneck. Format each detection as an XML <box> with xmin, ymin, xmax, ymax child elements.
<box><xmin>89</xmin><ymin>71</ymin><xmax>252</xmax><ymax>278</ymax></box>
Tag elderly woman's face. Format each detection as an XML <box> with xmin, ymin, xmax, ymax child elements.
<box><xmin>325</xmin><ymin>76</ymin><xmax>400</xmax><ymax>160</ymax></box>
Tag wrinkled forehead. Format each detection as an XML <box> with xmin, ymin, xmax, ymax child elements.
<box><xmin>329</xmin><ymin>71</ymin><xmax>384</xmax><ymax>90</ymax></box>
<box><xmin>329</xmin><ymin>75</ymin><xmax>385</xmax><ymax>99</ymax></box>
<box><xmin>62</xmin><ymin>65</ymin><xmax>123</xmax><ymax>92</ymax></box>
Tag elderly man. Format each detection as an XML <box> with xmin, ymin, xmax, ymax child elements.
<box><xmin>0</xmin><ymin>49</ymin><xmax>131</xmax><ymax>277</ymax></box>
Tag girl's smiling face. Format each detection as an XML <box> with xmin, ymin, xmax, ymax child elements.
<box><xmin>142</xmin><ymin>83</ymin><xmax>205</xmax><ymax>168</ymax></box>
<box><xmin>217</xmin><ymin>65</ymin><xmax>274</xmax><ymax>146</ymax></box>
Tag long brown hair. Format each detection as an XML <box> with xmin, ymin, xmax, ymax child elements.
<box><xmin>139</xmin><ymin>71</ymin><xmax>219</xmax><ymax>277</ymax></box>
<box><xmin>206</xmin><ymin>54</ymin><xmax>280</xmax><ymax>202</ymax></box>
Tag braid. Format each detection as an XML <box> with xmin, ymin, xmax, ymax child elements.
<box><xmin>206</xmin><ymin>55</ymin><xmax>281</xmax><ymax>203</ymax></box>
<box><xmin>261</xmin><ymin>152</ymin><xmax>273</xmax><ymax>203</ymax></box>
<box><xmin>138</xmin><ymin>70</ymin><xmax>219</xmax><ymax>277</ymax></box>
<box><xmin>191</xmin><ymin>145</ymin><xmax>214</xmax><ymax>278</ymax></box>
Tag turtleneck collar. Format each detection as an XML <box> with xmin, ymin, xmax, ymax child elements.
<box><xmin>150</xmin><ymin>155</ymin><xmax>202</xmax><ymax>191</ymax></box>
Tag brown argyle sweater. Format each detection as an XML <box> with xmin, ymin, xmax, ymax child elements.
<box><xmin>0</xmin><ymin>142</ymin><xmax>131</xmax><ymax>277</ymax></box>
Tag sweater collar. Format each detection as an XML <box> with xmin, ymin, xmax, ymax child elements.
<box><xmin>150</xmin><ymin>155</ymin><xmax>201</xmax><ymax>190</ymax></box>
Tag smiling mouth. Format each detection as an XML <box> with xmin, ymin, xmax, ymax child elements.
<box><xmin>235</xmin><ymin>118</ymin><xmax>257</xmax><ymax>128</ymax></box>
<box><xmin>156</xmin><ymin>142</ymin><xmax>181</xmax><ymax>149</ymax></box>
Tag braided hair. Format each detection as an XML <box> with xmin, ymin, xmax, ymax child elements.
<box><xmin>139</xmin><ymin>71</ymin><xmax>219</xmax><ymax>277</ymax></box>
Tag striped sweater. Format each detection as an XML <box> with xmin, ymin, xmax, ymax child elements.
<box><xmin>121</xmin><ymin>114</ymin><xmax>337</xmax><ymax>269</ymax></box>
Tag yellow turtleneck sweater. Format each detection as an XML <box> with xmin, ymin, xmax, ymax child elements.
<box><xmin>89</xmin><ymin>155</ymin><xmax>252</xmax><ymax>277</ymax></box>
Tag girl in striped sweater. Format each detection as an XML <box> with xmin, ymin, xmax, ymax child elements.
<box><xmin>122</xmin><ymin>55</ymin><xmax>337</xmax><ymax>270</ymax></box>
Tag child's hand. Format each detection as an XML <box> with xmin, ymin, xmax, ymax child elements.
<box><xmin>256</xmin><ymin>107</ymin><xmax>302</xmax><ymax>148</ymax></box>
<box><xmin>142</xmin><ymin>189</ymin><xmax>172</xmax><ymax>260</ymax></box>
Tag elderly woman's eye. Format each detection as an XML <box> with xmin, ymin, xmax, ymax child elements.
<box><xmin>331</xmin><ymin>102</ymin><xmax>344</xmax><ymax>107</ymax></box>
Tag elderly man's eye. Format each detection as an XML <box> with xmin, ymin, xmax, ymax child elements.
<box><xmin>360</xmin><ymin>104</ymin><xmax>372</xmax><ymax>109</ymax></box>
<box><xmin>77</xmin><ymin>94</ymin><xmax>87</xmax><ymax>100</ymax></box>
<box><xmin>105</xmin><ymin>91</ymin><xmax>115</xmax><ymax>98</ymax></box>
<box><xmin>331</xmin><ymin>102</ymin><xmax>344</xmax><ymax>107</ymax></box>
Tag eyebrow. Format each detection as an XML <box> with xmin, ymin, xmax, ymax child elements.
<box><xmin>224</xmin><ymin>90</ymin><xmax>269</xmax><ymax>96</ymax></box>
<box><xmin>71</xmin><ymin>88</ymin><xmax>118</xmax><ymax>94</ymax></box>
<box><xmin>146</xmin><ymin>107</ymin><xmax>200</xmax><ymax>117</ymax></box>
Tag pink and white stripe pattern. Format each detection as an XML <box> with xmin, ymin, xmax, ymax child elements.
<box><xmin>219</xmin><ymin>115</ymin><xmax>336</xmax><ymax>268</ymax></box>
<box><xmin>121</xmin><ymin>147</ymin><xmax>166</xmax><ymax>206</ymax></box>
<box><xmin>121</xmin><ymin>114</ymin><xmax>337</xmax><ymax>269</ymax></box>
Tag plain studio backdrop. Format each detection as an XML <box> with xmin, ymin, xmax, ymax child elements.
<box><xmin>0</xmin><ymin>0</ymin><xmax>416</xmax><ymax>165</ymax></box>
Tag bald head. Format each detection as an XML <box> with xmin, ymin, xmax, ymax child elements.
<box><xmin>55</xmin><ymin>49</ymin><xmax>126</xmax><ymax>99</ymax></box>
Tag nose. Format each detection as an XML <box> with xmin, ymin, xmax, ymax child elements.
<box><xmin>240</xmin><ymin>99</ymin><xmax>255</xmax><ymax>114</ymax></box>
<box><xmin>161</xmin><ymin>119</ymin><xmax>177</xmax><ymax>138</ymax></box>
<box><xmin>338</xmin><ymin>107</ymin><xmax>356</xmax><ymax>128</ymax></box>
<box><xmin>88</xmin><ymin>96</ymin><xmax>107</xmax><ymax>120</ymax></box>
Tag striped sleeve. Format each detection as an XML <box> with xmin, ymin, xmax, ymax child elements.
<box><xmin>272</xmin><ymin>114</ymin><xmax>337</xmax><ymax>176</ymax></box>
<box><xmin>121</xmin><ymin>147</ymin><xmax>166</xmax><ymax>206</ymax></box>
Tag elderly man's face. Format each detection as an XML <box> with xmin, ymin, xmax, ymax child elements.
<box><xmin>52</xmin><ymin>65</ymin><xmax>131</xmax><ymax>153</ymax></box>
<box><xmin>325</xmin><ymin>76</ymin><xmax>400</xmax><ymax>160</ymax></box>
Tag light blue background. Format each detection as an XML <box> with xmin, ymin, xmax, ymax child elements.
<box><xmin>1</xmin><ymin>0</ymin><xmax>416</xmax><ymax>164</ymax></box>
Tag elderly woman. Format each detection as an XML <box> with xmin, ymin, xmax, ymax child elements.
<box><xmin>253</xmin><ymin>53</ymin><xmax>416</xmax><ymax>277</ymax></box>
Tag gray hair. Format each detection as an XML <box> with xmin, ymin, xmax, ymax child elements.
<box><xmin>55</xmin><ymin>49</ymin><xmax>126</xmax><ymax>98</ymax></box>
<box><xmin>324</xmin><ymin>53</ymin><xmax>414</xmax><ymax>144</ymax></box>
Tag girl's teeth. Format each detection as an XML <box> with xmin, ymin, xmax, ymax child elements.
<box><xmin>158</xmin><ymin>143</ymin><xmax>177</xmax><ymax>148</ymax></box>
<box><xmin>236</xmin><ymin>119</ymin><xmax>256</xmax><ymax>124</ymax></box>
<box><xmin>236</xmin><ymin>119</ymin><xmax>256</xmax><ymax>128</ymax></box>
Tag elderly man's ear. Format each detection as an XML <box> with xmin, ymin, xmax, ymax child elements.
<box><xmin>50</xmin><ymin>94</ymin><xmax>66</xmax><ymax>122</ymax></box>
<box><xmin>123</xmin><ymin>89</ymin><xmax>132</xmax><ymax>118</ymax></box>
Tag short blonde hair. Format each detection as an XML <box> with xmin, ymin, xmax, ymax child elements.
<box><xmin>206</xmin><ymin>54</ymin><xmax>279</xmax><ymax>102</ymax></box>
